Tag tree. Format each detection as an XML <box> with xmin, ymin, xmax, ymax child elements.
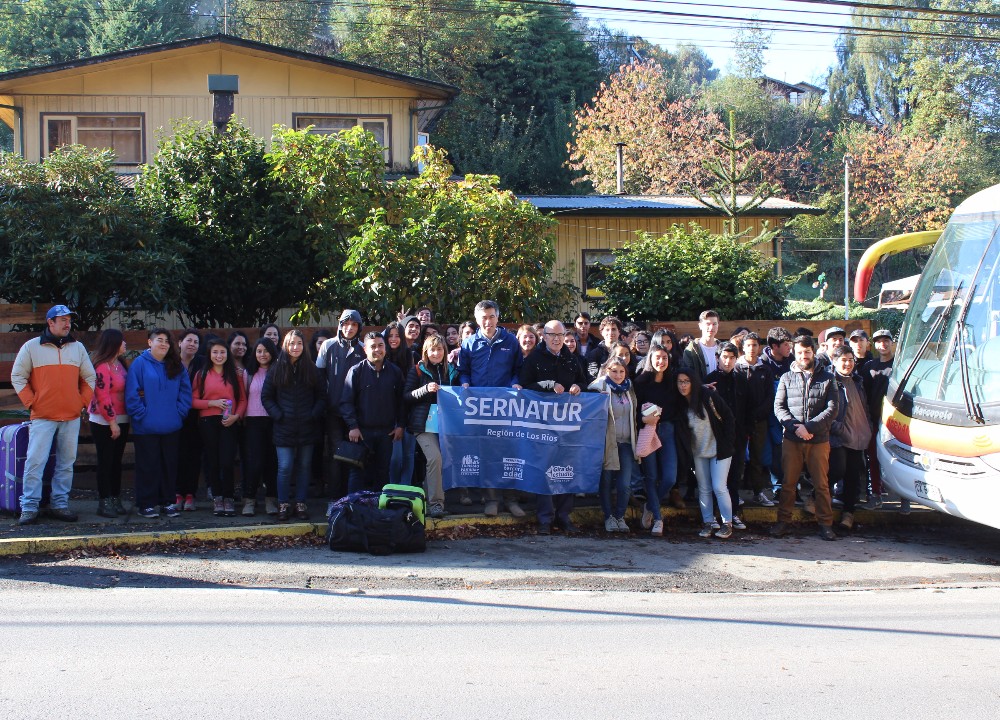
<box><xmin>568</xmin><ymin>61</ymin><xmax>724</xmax><ymax>194</ymax></box>
<box><xmin>85</xmin><ymin>0</ymin><xmax>197</xmax><ymax>56</ymax></box>
<box><xmin>0</xmin><ymin>146</ymin><xmax>187</xmax><ymax>330</ymax></box>
<box><xmin>135</xmin><ymin>119</ymin><xmax>382</xmax><ymax>327</ymax></box>
<box><xmin>0</xmin><ymin>0</ymin><xmax>89</xmax><ymax>69</ymax></box>
<box><xmin>345</xmin><ymin>146</ymin><xmax>573</xmax><ymax>324</ymax></box>
<box><xmin>595</xmin><ymin>224</ymin><xmax>786</xmax><ymax>321</ymax></box>
<box><xmin>221</xmin><ymin>0</ymin><xmax>324</xmax><ymax>51</ymax></box>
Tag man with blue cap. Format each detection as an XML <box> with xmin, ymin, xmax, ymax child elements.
<box><xmin>10</xmin><ymin>304</ymin><xmax>96</xmax><ymax>525</ymax></box>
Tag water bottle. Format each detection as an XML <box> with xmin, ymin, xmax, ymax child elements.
<box><xmin>221</xmin><ymin>399</ymin><xmax>232</xmax><ymax>421</ymax></box>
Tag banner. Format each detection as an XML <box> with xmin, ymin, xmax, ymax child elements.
<box><xmin>437</xmin><ymin>387</ymin><xmax>608</xmax><ymax>495</ymax></box>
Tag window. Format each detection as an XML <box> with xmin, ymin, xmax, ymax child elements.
<box><xmin>582</xmin><ymin>250</ymin><xmax>616</xmax><ymax>298</ymax></box>
<box><xmin>294</xmin><ymin>115</ymin><xmax>390</xmax><ymax>163</ymax></box>
<box><xmin>43</xmin><ymin>114</ymin><xmax>143</xmax><ymax>164</ymax></box>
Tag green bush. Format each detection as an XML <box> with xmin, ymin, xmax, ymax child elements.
<box><xmin>595</xmin><ymin>223</ymin><xmax>786</xmax><ymax>321</ymax></box>
<box><xmin>783</xmin><ymin>299</ymin><xmax>905</xmax><ymax>337</ymax></box>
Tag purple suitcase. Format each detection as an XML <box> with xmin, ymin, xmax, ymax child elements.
<box><xmin>0</xmin><ymin>422</ymin><xmax>57</xmax><ymax>514</ymax></box>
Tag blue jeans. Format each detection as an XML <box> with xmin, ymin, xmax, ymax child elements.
<box><xmin>389</xmin><ymin>430</ymin><xmax>415</xmax><ymax>485</ymax></box>
<box><xmin>601</xmin><ymin>443</ymin><xmax>644</xmax><ymax>520</ymax></box>
<box><xmin>276</xmin><ymin>445</ymin><xmax>314</xmax><ymax>504</ymax></box>
<box><xmin>640</xmin><ymin>421</ymin><xmax>677</xmax><ymax>502</ymax></box>
<box><xmin>20</xmin><ymin>418</ymin><xmax>78</xmax><ymax>513</ymax></box>
<box><xmin>693</xmin><ymin>455</ymin><xmax>733</xmax><ymax>524</ymax></box>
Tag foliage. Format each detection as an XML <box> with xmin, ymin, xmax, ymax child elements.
<box><xmin>85</xmin><ymin>0</ymin><xmax>197</xmax><ymax>56</ymax></box>
<box><xmin>569</xmin><ymin>61</ymin><xmax>725</xmax><ymax>194</ymax></box>
<box><xmin>345</xmin><ymin>146</ymin><xmax>566</xmax><ymax>325</ymax></box>
<box><xmin>731</xmin><ymin>21</ymin><xmax>771</xmax><ymax>79</ymax></box>
<box><xmin>0</xmin><ymin>0</ymin><xmax>89</xmax><ymax>69</ymax></box>
<box><xmin>221</xmin><ymin>0</ymin><xmax>325</xmax><ymax>51</ymax></box>
<box><xmin>0</xmin><ymin>146</ymin><xmax>187</xmax><ymax>330</ymax></box>
<box><xmin>136</xmin><ymin>119</ymin><xmax>379</xmax><ymax>328</ymax></box>
<box><xmin>595</xmin><ymin>224</ymin><xmax>786</xmax><ymax>321</ymax></box>
<box><xmin>783</xmin><ymin>299</ymin><xmax>905</xmax><ymax>337</ymax></box>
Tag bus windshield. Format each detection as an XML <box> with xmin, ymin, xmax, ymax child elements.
<box><xmin>892</xmin><ymin>213</ymin><xmax>1000</xmax><ymax>409</ymax></box>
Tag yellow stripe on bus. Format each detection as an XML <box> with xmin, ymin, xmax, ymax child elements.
<box><xmin>882</xmin><ymin>401</ymin><xmax>1000</xmax><ymax>457</ymax></box>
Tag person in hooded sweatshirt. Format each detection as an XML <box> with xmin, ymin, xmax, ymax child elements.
<box><xmin>317</xmin><ymin>309</ymin><xmax>365</xmax><ymax>499</ymax></box>
<box><xmin>828</xmin><ymin>345</ymin><xmax>872</xmax><ymax>532</ymax></box>
<box><xmin>734</xmin><ymin>332</ymin><xmax>777</xmax><ymax>506</ymax></box>
<box><xmin>125</xmin><ymin>328</ymin><xmax>192</xmax><ymax>518</ymax></box>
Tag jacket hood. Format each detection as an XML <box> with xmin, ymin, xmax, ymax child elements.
<box><xmin>338</xmin><ymin>309</ymin><xmax>363</xmax><ymax>341</ymax></box>
<box><xmin>735</xmin><ymin>355</ymin><xmax>763</xmax><ymax>369</ymax></box>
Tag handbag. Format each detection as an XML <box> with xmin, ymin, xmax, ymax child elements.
<box><xmin>333</xmin><ymin>439</ymin><xmax>370</xmax><ymax>469</ymax></box>
<box><xmin>424</xmin><ymin>403</ymin><xmax>440</xmax><ymax>433</ymax></box>
<box><xmin>636</xmin><ymin>423</ymin><xmax>662</xmax><ymax>458</ymax></box>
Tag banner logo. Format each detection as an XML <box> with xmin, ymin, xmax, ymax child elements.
<box><xmin>461</xmin><ymin>454</ymin><xmax>480</xmax><ymax>476</ymax></box>
<box><xmin>545</xmin><ymin>465</ymin><xmax>575</xmax><ymax>483</ymax></box>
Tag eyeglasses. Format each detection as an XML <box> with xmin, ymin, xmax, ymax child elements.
<box><xmin>677</xmin><ymin>379</ymin><xmax>692</xmax><ymax>385</ymax></box>
<box><xmin>544</xmin><ymin>332</ymin><xmax>566</xmax><ymax>338</ymax></box>
<box><xmin>635</xmin><ymin>338</ymin><xmax>649</xmax><ymax>346</ymax></box>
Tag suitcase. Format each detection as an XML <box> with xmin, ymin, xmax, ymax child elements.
<box><xmin>378</xmin><ymin>484</ymin><xmax>426</xmax><ymax>525</ymax></box>
<box><xmin>0</xmin><ymin>422</ymin><xmax>57</xmax><ymax>514</ymax></box>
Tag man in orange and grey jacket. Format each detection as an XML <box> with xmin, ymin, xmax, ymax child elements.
<box><xmin>10</xmin><ymin>305</ymin><xmax>96</xmax><ymax>525</ymax></box>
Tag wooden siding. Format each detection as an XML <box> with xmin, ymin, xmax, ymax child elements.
<box><xmin>553</xmin><ymin>214</ymin><xmax>786</xmax><ymax>312</ymax></box>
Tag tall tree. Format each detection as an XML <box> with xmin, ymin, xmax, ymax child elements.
<box><xmin>85</xmin><ymin>0</ymin><xmax>198</xmax><ymax>56</ymax></box>
<box><xmin>0</xmin><ymin>0</ymin><xmax>89</xmax><ymax>69</ymax></box>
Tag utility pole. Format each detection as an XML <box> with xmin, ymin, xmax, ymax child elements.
<box><xmin>843</xmin><ymin>154</ymin><xmax>852</xmax><ymax>321</ymax></box>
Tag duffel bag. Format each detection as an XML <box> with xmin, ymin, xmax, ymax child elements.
<box><xmin>327</xmin><ymin>502</ymin><xmax>426</xmax><ymax>555</ymax></box>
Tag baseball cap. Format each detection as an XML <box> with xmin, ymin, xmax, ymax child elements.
<box><xmin>45</xmin><ymin>304</ymin><xmax>76</xmax><ymax>320</ymax></box>
<box><xmin>824</xmin><ymin>326</ymin><xmax>846</xmax><ymax>340</ymax></box>
<box><xmin>872</xmin><ymin>329</ymin><xmax>893</xmax><ymax>341</ymax></box>
<box><xmin>849</xmin><ymin>329</ymin><xmax>869</xmax><ymax>340</ymax></box>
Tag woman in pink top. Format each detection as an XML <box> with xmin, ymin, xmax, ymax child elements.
<box><xmin>191</xmin><ymin>338</ymin><xmax>247</xmax><ymax>516</ymax></box>
<box><xmin>241</xmin><ymin>337</ymin><xmax>278</xmax><ymax>516</ymax></box>
<box><xmin>88</xmin><ymin>329</ymin><xmax>129</xmax><ymax>519</ymax></box>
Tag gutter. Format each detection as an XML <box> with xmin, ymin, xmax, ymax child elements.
<box><xmin>0</xmin><ymin>102</ymin><xmax>24</xmax><ymax>157</ymax></box>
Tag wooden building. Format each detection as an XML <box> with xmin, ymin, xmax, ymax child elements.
<box><xmin>520</xmin><ymin>194</ymin><xmax>824</xmax><ymax>312</ymax></box>
<box><xmin>0</xmin><ymin>34</ymin><xmax>458</xmax><ymax>172</ymax></box>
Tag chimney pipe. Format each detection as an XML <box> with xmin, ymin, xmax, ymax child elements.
<box><xmin>208</xmin><ymin>74</ymin><xmax>239</xmax><ymax>134</ymax></box>
<box><xmin>614</xmin><ymin>142</ymin><xmax>626</xmax><ymax>195</ymax></box>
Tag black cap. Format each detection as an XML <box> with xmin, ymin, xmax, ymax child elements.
<box><xmin>849</xmin><ymin>329</ymin><xmax>869</xmax><ymax>340</ymax></box>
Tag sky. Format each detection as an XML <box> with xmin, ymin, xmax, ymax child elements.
<box><xmin>574</xmin><ymin>0</ymin><xmax>854</xmax><ymax>86</ymax></box>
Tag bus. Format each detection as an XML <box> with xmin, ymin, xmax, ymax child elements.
<box><xmin>855</xmin><ymin>184</ymin><xmax>1000</xmax><ymax>529</ymax></box>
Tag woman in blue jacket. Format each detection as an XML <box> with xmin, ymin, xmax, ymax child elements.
<box><xmin>125</xmin><ymin>329</ymin><xmax>192</xmax><ymax>518</ymax></box>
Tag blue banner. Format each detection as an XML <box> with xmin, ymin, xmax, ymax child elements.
<box><xmin>437</xmin><ymin>387</ymin><xmax>608</xmax><ymax>495</ymax></box>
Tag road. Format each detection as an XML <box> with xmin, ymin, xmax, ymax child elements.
<box><xmin>2</xmin><ymin>524</ymin><xmax>999</xmax><ymax>719</ymax></box>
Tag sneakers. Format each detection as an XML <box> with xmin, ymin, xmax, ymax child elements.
<box><xmin>616</xmin><ymin>517</ymin><xmax>629</xmax><ymax>533</ymax></box>
<box><xmin>223</xmin><ymin>498</ymin><xmax>236</xmax><ymax>517</ymax></box>
<box><xmin>484</xmin><ymin>501</ymin><xmax>499</xmax><ymax>517</ymax></box>
<box><xmin>48</xmin><ymin>507</ymin><xmax>78</xmax><ymax>522</ymax></box>
<box><xmin>175</xmin><ymin>494</ymin><xmax>184</xmax><ymax>509</ymax></box>
<box><xmin>641</xmin><ymin>507</ymin><xmax>653</xmax><ymax>530</ymax></box>
<box><xmin>506</xmin><ymin>500</ymin><xmax>526</xmax><ymax>518</ymax></box>
<box><xmin>715</xmin><ymin>523</ymin><xmax>733</xmax><ymax>539</ymax></box>
<box><xmin>277</xmin><ymin>503</ymin><xmax>290</xmax><ymax>521</ymax></box>
<box><xmin>710</xmin><ymin>520</ymin><xmax>721</xmax><ymax>530</ymax></box>
<box><xmin>17</xmin><ymin>510</ymin><xmax>39</xmax><ymax>526</ymax></box>
<box><xmin>213</xmin><ymin>497</ymin><xmax>225</xmax><ymax>516</ymax></box>
<box><xmin>163</xmin><ymin>503</ymin><xmax>182</xmax><ymax>518</ymax></box>
<box><xmin>651</xmin><ymin>519</ymin><xmax>664</xmax><ymax>536</ymax></box>
<box><xmin>242</xmin><ymin>499</ymin><xmax>255</xmax><ymax>517</ymax></box>
<box><xmin>755</xmin><ymin>491</ymin><xmax>775</xmax><ymax>507</ymax></box>
<box><xmin>838</xmin><ymin>512</ymin><xmax>854</xmax><ymax>531</ymax></box>
<box><xmin>138</xmin><ymin>506</ymin><xmax>159</xmax><ymax>519</ymax></box>
<box><xmin>605</xmin><ymin>517</ymin><xmax>618</xmax><ymax>532</ymax></box>
<box><xmin>295</xmin><ymin>502</ymin><xmax>309</xmax><ymax>521</ymax></box>
<box><xmin>183</xmin><ymin>494</ymin><xmax>196</xmax><ymax>511</ymax></box>
<box><xmin>732</xmin><ymin>515</ymin><xmax>746</xmax><ymax>531</ymax></box>
<box><xmin>428</xmin><ymin>503</ymin><xmax>447</xmax><ymax>519</ymax></box>
<box><xmin>698</xmin><ymin>522</ymin><xmax>714</xmax><ymax>538</ymax></box>
<box><xmin>899</xmin><ymin>498</ymin><xmax>912</xmax><ymax>515</ymax></box>
<box><xmin>459</xmin><ymin>491</ymin><xmax>473</xmax><ymax>506</ymax></box>
<box><xmin>265</xmin><ymin>497</ymin><xmax>278</xmax><ymax>515</ymax></box>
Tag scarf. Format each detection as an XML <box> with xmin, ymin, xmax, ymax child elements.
<box><xmin>606</xmin><ymin>377</ymin><xmax>631</xmax><ymax>395</ymax></box>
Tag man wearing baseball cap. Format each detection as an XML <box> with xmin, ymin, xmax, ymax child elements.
<box><xmin>10</xmin><ymin>304</ymin><xmax>96</xmax><ymax>525</ymax></box>
<box><xmin>849</xmin><ymin>329</ymin><xmax>873</xmax><ymax>373</ymax></box>
<box><xmin>815</xmin><ymin>326</ymin><xmax>846</xmax><ymax>373</ymax></box>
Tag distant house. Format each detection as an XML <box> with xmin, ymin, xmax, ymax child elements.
<box><xmin>761</xmin><ymin>76</ymin><xmax>824</xmax><ymax>106</ymax></box>
<box><xmin>520</xmin><ymin>194</ymin><xmax>824</xmax><ymax>312</ymax></box>
<box><xmin>0</xmin><ymin>34</ymin><xmax>458</xmax><ymax>172</ymax></box>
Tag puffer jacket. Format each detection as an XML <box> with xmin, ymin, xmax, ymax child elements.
<box><xmin>774</xmin><ymin>362</ymin><xmax>839</xmax><ymax>443</ymax></box>
<box><xmin>261</xmin><ymin>362</ymin><xmax>327</xmax><ymax>447</ymax></box>
<box><xmin>404</xmin><ymin>360</ymin><xmax>459</xmax><ymax>435</ymax></box>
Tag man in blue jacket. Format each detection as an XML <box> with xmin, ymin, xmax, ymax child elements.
<box><xmin>459</xmin><ymin>300</ymin><xmax>524</xmax><ymax>517</ymax></box>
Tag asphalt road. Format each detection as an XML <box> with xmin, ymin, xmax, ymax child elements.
<box><xmin>2</xmin><ymin>524</ymin><xmax>999</xmax><ymax>719</ymax></box>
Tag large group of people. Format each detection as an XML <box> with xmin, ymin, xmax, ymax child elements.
<box><xmin>10</xmin><ymin>302</ymin><xmax>899</xmax><ymax>541</ymax></box>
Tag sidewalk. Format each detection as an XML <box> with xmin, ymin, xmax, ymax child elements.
<box><xmin>0</xmin><ymin>486</ymin><xmax>945</xmax><ymax>557</ymax></box>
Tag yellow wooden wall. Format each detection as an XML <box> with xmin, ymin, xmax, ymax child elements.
<box><xmin>4</xmin><ymin>46</ymin><xmax>437</xmax><ymax>167</ymax></box>
<box><xmin>554</xmin><ymin>215</ymin><xmax>787</xmax><ymax>312</ymax></box>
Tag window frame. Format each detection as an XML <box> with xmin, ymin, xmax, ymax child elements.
<box><xmin>292</xmin><ymin>113</ymin><xmax>392</xmax><ymax>165</ymax></box>
<box><xmin>582</xmin><ymin>249</ymin><xmax>617</xmax><ymax>299</ymax></box>
<box><xmin>40</xmin><ymin>112</ymin><xmax>146</xmax><ymax>165</ymax></box>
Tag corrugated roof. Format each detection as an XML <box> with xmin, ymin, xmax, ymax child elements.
<box><xmin>519</xmin><ymin>194</ymin><xmax>824</xmax><ymax>217</ymax></box>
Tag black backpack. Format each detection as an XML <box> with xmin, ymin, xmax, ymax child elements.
<box><xmin>327</xmin><ymin>502</ymin><xmax>426</xmax><ymax>555</ymax></box>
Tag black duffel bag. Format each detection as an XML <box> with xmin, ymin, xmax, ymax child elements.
<box><xmin>327</xmin><ymin>502</ymin><xmax>426</xmax><ymax>555</ymax></box>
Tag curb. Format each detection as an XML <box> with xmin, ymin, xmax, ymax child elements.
<box><xmin>0</xmin><ymin>505</ymin><xmax>943</xmax><ymax>557</ymax></box>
